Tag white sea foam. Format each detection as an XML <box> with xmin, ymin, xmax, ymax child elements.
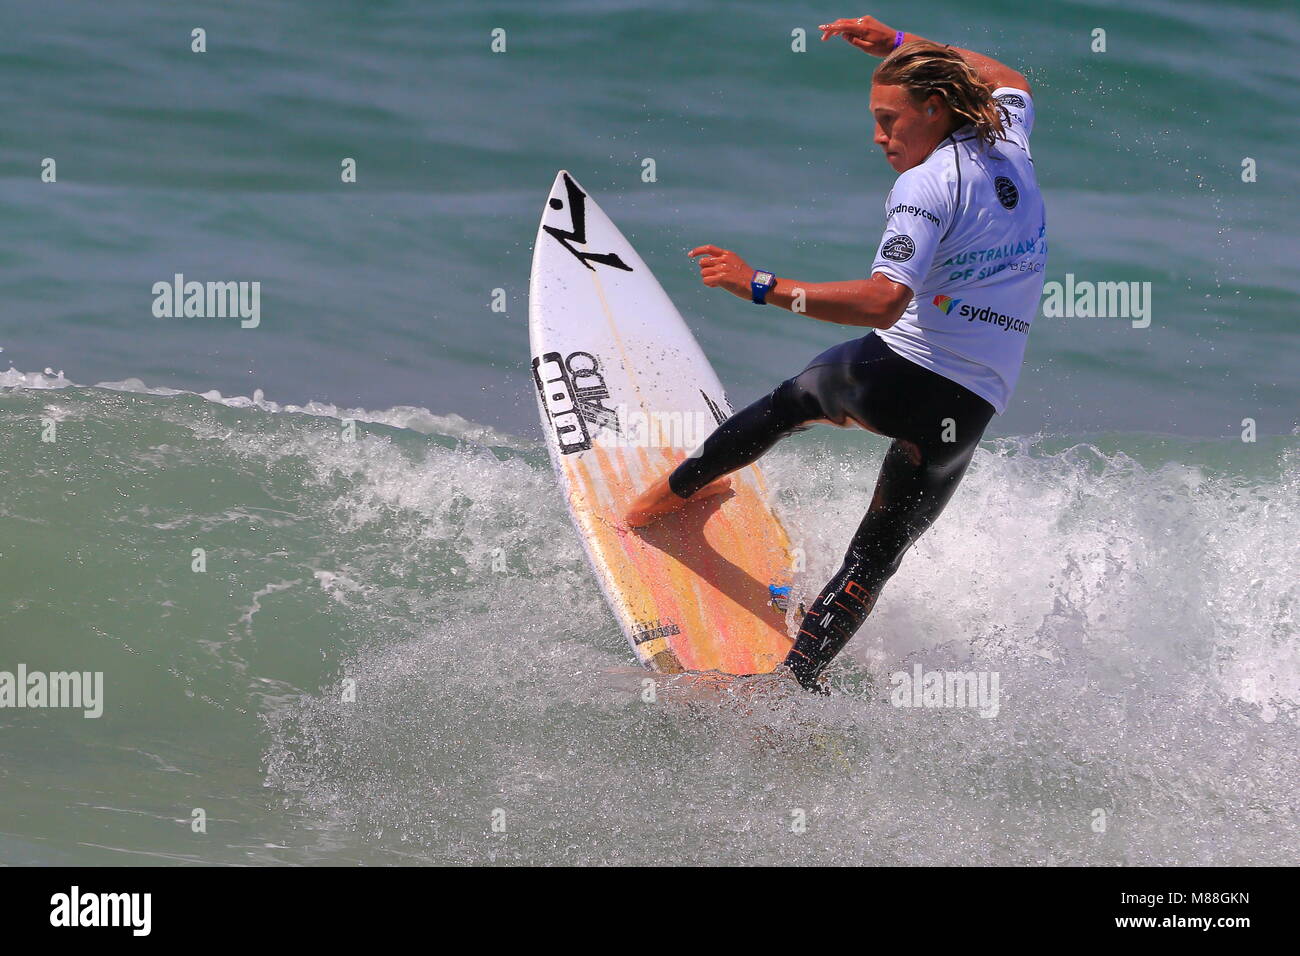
<box><xmin>259</xmin><ymin>420</ymin><xmax>1296</xmax><ymax>864</ymax></box>
<box><xmin>4</xmin><ymin>370</ymin><xmax>1295</xmax><ymax>864</ymax></box>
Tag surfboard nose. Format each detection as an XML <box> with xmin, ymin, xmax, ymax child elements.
<box><xmin>544</xmin><ymin>169</ymin><xmax>593</xmax><ymax>225</ymax></box>
<box><xmin>545</xmin><ymin>169</ymin><xmax>573</xmax><ymax>215</ymax></box>
<box><xmin>548</xmin><ymin>169</ymin><xmax>595</xmax><ymax>201</ymax></box>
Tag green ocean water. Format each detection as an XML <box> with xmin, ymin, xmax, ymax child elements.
<box><xmin>1</xmin><ymin>1</ymin><xmax>1297</xmax><ymax>865</ymax></box>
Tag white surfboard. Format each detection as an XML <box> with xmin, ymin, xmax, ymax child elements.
<box><xmin>528</xmin><ymin>170</ymin><xmax>796</xmax><ymax>675</ymax></box>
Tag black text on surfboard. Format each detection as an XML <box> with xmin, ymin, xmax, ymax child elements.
<box><xmin>631</xmin><ymin>619</ymin><xmax>681</xmax><ymax>644</ymax></box>
<box><xmin>532</xmin><ymin>350</ymin><xmax>620</xmax><ymax>454</ymax></box>
<box><xmin>543</xmin><ymin>173</ymin><xmax>633</xmax><ymax>273</ymax></box>
<box><xmin>700</xmin><ymin>390</ymin><xmax>730</xmax><ymax>425</ymax></box>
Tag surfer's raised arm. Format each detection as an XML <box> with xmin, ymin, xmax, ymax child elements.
<box><xmin>819</xmin><ymin>14</ymin><xmax>1032</xmax><ymax>94</ymax></box>
<box><xmin>686</xmin><ymin>19</ymin><xmax>1038</xmax><ymax>330</ymax></box>
<box><xmin>689</xmin><ymin>245</ymin><xmax>911</xmax><ymax>329</ymax></box>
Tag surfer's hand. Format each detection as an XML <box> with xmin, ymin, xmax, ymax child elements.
<box><xmin>689</xmin><ymin>245</ymin><xmax>752</xmax><ymax>299</ymax></box>
<box><xmin>818</xmin><ymin>15</ymin><xmax>897</xmax><ymax>56</ymax></box>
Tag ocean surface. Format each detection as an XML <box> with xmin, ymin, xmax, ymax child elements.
<box><xmin>1</xmin><ymin>0</ymin><xmax>1296</xmax><ymax>865</ymax></box>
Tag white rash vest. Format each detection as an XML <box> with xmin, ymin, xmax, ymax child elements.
<box><xmin>871</xmin><ymin>87</ymin><xmax>1047</xmax><ymax>414</ymax></box>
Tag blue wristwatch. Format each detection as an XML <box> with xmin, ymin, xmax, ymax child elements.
<box><xmin>751</xmin><ymin>270</ymin><xmax>777</xmax><ymax>305</ymax></box>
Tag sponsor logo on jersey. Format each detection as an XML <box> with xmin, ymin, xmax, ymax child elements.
<box><xmin>933</xmin><ymin>294</ymin><xmax>962</xmax><ymax>315</ymax></box>
<box><xmin>995</xmin><ymin>92</ymin><xmax>1026</xmax><ymax>110</ymax></box>
<box><xmin>932</xmin><ymin>295</ymin><xmax>1030</xmax><ymax>333</ymax></box>
<box><xmin>532</xmin><ymin>350</ymin><xmax>620</xmax><ymax>454</ymax></box>
<box><xmin>881</xmin><ymin>235</ymin><xmax>916</xmax><ymax>262</ymax></box>
<box><xmin>994</xmin><ymin>175</ymin><xmax>1019</xmax><ymax>210</ymax></box>
<box><xmin>886</xmin><ymin>203</ymin><xmax>941</xmax><ymax>227</ymax></box>
<box><xmin>940</xmin><ymin>230</ymin><xmax>1045</xmax><ymax>268</ymax></box>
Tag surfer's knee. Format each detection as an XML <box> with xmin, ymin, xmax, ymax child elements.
<box><xmin>770</xmin><ymin>376</ymin><xmax>824</xmax><ymax>427</ymax></box>
<box><xmin>896</xmin><ymin>438</ymin><xmax>924</xmax><ymax>467</ymax></box>
<box><xmin>843</xmin><ymin>512</ymin><xmax>917</xmax><ymax>581</ymax></box>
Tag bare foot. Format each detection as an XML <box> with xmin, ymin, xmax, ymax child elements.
<box><xmin>625</xmin><ymin>472</ymin><xmax>732</xmax><ymax>528</ymax></box>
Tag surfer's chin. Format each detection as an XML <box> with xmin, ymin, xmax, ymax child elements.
<box><xmin>883</xmin><ymin>151</ymin><xmax>909</xmax><ymax>173</ymax></box>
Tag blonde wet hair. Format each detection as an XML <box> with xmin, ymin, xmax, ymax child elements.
<box><xmin>874</xmin><ymin>40</ymin><xmax>1007</xmax><ymax>148</ymax></box>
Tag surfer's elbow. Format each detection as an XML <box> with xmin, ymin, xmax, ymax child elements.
<box><xmin>869</xmin><ymin>305</ymin><xmax>904</xmax><ymax>330</ymax></box>
<box><xmin>863</xmin><ymin>274</ymin><xmax>913</xmax><ymax>329</ymax></box>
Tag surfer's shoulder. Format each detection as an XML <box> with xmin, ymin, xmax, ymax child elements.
<box><xmin>886</xmin><ymin>159</ymin><xmax>956</xmax><ymax>229</ymax></box>
<box><xmin>906</xmin><ymin>140</ymin><xmax>963</xmax><ymax>194</ymax></box>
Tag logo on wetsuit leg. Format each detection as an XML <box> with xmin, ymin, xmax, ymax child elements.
<box><xmin>881</xmin><ymin>235</ymin><xmax>916</xmax><ymax>262</ymax></box>
<box><xmin>531</xmin><ymin>350</ymin><xmax>621</xmax><ymax>454</ymax></box>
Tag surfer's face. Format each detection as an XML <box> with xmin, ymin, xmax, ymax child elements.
<box><xmin>870</xmin><ymin>83</ymin><xmax>947</xmax><ymax>173</ymax></box>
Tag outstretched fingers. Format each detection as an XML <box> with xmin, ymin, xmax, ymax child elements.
<box><xmin>688</xmin><ymin>244</ymin><xmax>726</xmax><ymax>259</ymax></box>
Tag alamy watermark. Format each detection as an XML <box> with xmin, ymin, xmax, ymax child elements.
<box><xmin>50</xmin><ymin>886</ymin><xmax>150</xmax><ymax>936</ymax></box>
<box><xmin>152</xmin><ymin>274</ymin><xmax>260</xmax><ymax>328</ymax></box>
<box><xmin>891</xmin><ymin>663</ymin><xmax>1000</xmax><ymax>718</ymax></box>
<box><xmin>0</xmin><ymin>664</ymin><xmax>103</xmax><ymax>718</ymax></box>
<box><xmin>1041</xmin><ymin>273</ymin><xmax>1151</xmax><ymax>328</ymax></box>
<box><xmin>619</xmin><ymin>405</ymin><xmax>720</xmax><ymax>450</ymax></box>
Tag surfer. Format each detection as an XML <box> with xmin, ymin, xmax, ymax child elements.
<box><xmin>626</xmin><ymin>17</ymin><xmax>1047</xmax><ymax>691</ymax></box>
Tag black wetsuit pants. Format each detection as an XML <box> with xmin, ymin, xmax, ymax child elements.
<box><xmin>669</xmin><ymin>332</ymin><xmax>996</xmax><ymax>690</ymax></box>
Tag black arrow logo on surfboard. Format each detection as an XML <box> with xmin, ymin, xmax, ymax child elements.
<box><xmin>543</xmin><ymin>173</ymin><xmax>633</xmax><ymax>273</ymax></box>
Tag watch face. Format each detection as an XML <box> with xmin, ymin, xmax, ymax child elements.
<box><xmin>755</xmin><ymin>272</ymin><xmax>773</xmax><ymax>285</ymax></box>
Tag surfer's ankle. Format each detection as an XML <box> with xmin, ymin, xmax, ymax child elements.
<box><xmin>625</xmin><ymin>507</ymin><xmax>658</xmax><ymax>529</ymax></box>
<box><xmin>626</xmin><ymin>476</ymin><xmax>673</xmax><ymax>527</ymax></box>
<box><xmin>777</xmin><ymin>660</ymin><xmax>830</xmax><ymax>695</ymax></box>
<box><xmin>696</xmin><ymin>476</ymin><xmax>733</xmax><ymax>498</ymax></box>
